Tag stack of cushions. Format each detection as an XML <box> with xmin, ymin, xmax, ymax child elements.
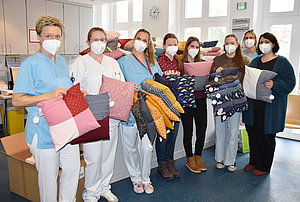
<box><xmin>243</xmin><ymin>66</ymin><xmax>277</xmax><ymax>103</ymax></box>
<box><xmin>183</xmin><ymin>61</ymin><xmax>213</xmax><ymax>91</ymax></box>
<box><xmin>201</xmin><ymin>47</ymin><xmax>221</xmax><ymax>61</ymax></box>
<box><xmin>70</xmin><ymin>92</ymin><xmax>110</xmax><ymax>145</ymax></box>
<box><xmin>205</xmin><ymin>67</ymin><xmax>248</xmax><ymax>122</ymax></box>
<box><xmin>99</xmin><ymin>75</ymin><xmax>135</xmax><ymax>123</ymax></box>
<box><xmin>133</xmin><ymin>80</ymin><xmax>182</xmax><ymax>141</ymax></box>
<box><xmin>37</xmin><ymin>83</ymin><xmax>101</xmax><ymax>151</ymax></box>
<box><xmin>154</xmin><ymin>73</ymin><xmax>196</xmax><ymax>108</ymax></box>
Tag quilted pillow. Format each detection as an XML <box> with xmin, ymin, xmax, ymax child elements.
<box><xmin>145</xmin><ymin>79</ymin><xmax>184</xmax><ymax>114</ymax></box>
<box><xmin>183</xmin><ymin>61</ymin><xmax>213</xmax><ymax>76</ymax></box>
<box><xmin>132</xmin><ymin>92</ymin><xmax>147</xmax><ymax>138</ymax></box>
<box><xmin>70</xmin><ymin>92</ymin><xmax>110</xmax><ymax>145</ymax></box>
<box><xmin>194</xmin><ymin>76</ymin><xmax>209</xmax><ymax>91</ymax></box>
<box><xmin>139</xmin><ymin>91</ymin><xmax>156</xmax><ymax>143</ymax></box>
<box><xmin>105</xmin><ymin>31</ymin><xmax>121</xmax><ymax>41</ymax></box>
<box><xmin>141</xmin><ymin>83</ymin><xmax>180</xmax><ymax>117</ymax></box>
<box><xmin>37</xmin><ymin>83</ymin><xmax>100</xmax><ymax>151</ymax></box>
<box><xmin>99</xmin><ymin>75</ymin><xmax>135</xmax><ymax>122</ymax></box>
<box><xmin>243</xmin><ymin>66</ymin><xmax>277</xmax><ymax>103</ymax></box>
<box><xmin>103</xmin><ymin>50</ymin><xmax>124</xmax><ymax>60</ymax></box>
<box><xmin>165</xmin><ymin>75</ymin><xmax>196</xmax><ymax>108</ymax></box>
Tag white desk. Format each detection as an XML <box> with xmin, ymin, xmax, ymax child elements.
<box><xmin>0</xmin><ymin>94</ymin><xmax>12</xmax><ymax>136</ymax></box>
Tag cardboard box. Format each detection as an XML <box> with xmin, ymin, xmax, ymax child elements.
<box><xmin>0</xmin><ymin>132</ymin><xmax>85</xmax><ymax>202</ymax></box>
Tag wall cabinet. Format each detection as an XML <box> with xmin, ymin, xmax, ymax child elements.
<box><xmin>79</xmin><ymin>6</ymin><xmax>93</xmax><ymax>52</ymax></box>
<box><xmin>3</xmin><ymin>0</ymin><xmax>27</xmax><ymax>54</ymax></box>
<box><xmin>0</xmin><ymin>0</ymin><xmax>5</xmax><ymax>55</ymax></box>
<box><xmin>64</xmin><ymin>4</ymin><xmax>80</xmax><ymax>54</ymax></box>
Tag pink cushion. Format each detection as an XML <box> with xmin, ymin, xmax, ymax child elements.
<box><xmin>208</xmin><ymin>47</ymin><xmax>221</xmax><ymax>52</ymax></box>
<box><xmin>202</xmin><ymin>52</ymin><xmax>221</xmax><ymax>56</ymax></box>
<box><xmin>103</xmin><ymin>50</ymin><xmax>124</xmax><ymax>59</ymax></box>
<box><xmin>37</xmin><ymin>83</ymin><xmax>100</xmax><ymax>151</ymax></box>
<box><xmin>184</xmin><ymin>61</ymin><xmax>213</xmax><ymax>76</ymax></box>
<box><xmin>99</xmin><ymin>75</ymin><xmax>135</xmax><ymax>122</ymax></box>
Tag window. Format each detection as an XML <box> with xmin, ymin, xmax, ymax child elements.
<box><xmin>208</xmin><ymin>26</ymin><xmax>226</xmax><ymax>47</ymax></box>
<box><xmin>271</xmin><ymin>24</ymin><xmax>292</xmax><ymax>59</ymax></box>
<box><xmin>116</xmin><ymin>1</ymin><xmax>128</xmax><ymax>23</ymax></box>
<box><xmin>133</xmin><ymin>0</ymin><xmax>143</xmax><ymax>22</ymax></box>
<box><xmin>185</xmin><ymin>0</ymin><xmax>202</xmax><ymax>18</ymax></box>
<box><xmin>184</xmin><ymin>27</ymin><xmax>201</xmax><ymax>41</ymax></box>
<box><xmin>132</xmin><ymin>29</ymin><xmax>138</xmax><ymax>37</ymax></box>
<box><xmin>209</xmin><ymin>0</ymin><xmax>228</xmax><ymax>17</ymax></box>
<box><xmin>118</xmin><ymin>30</ymin><xmax>129</xmax><ymax>39</ymax></box>
<box><xmin>269</xmin><ymin>0</ymin><xmax>294</xmax><ymax>12</ymax></box>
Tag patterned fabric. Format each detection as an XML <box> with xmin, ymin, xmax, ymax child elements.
<box><xmin>141</xmin><ymin>83</ymin><xmax>180</xmax><ymax>117</ymax></box>
<box><xmin>37</xmin><ymin>83</ymin><xmax>100</xmax><ymax>151</ymax></box>
<box><xmin>210</xmin><ymin>88</ymin><xmax>245</xmax><ymax>106</ymax></box>
<box><xmin>154</xmin><ymin>73</ymin><xmax>178</xmax><ymax>96</ymax></box>
<box><xmin>165</xmin><ymin>75</ymin><xmax>196</xmax><ymax>108</ymax></box>
<box><xmin>144</xmin><ymin>93</ymin><xmax>174</xmax><ymax>130</ymax></box>
<box><xmin>138</xmin><ymin>92</ymin><xmax>156</xmax><ymax>143</ymax></box>
<box><xmin>145</xmin><ymin>99</ymin><xmax>166</xmax><ymax>139</ymax></box>
<box><xmin>157</xmin><ymin>53</ymin><xmax>181</xmax><ymax>76</ymax></box>
<box><xmin>183</xmin><ymin>61</ymin><xmax>213</xmax><ymax>76</ymax></box>
<box><xmin>209</xmin><ymin>66</ymin><xmax>239</xmax><ymax>81</ymax></box>
<box><xmin>207</xmin><ymin>83</ymin><xmax>243</xmax><ymax>98</ymax></box>
<box><xmin>145</xmin><ymin>79</ymin><xmax>184</xmax><ymax>113</ymax></box>
<box><xmin>70</xmin><ymin>92</ymin><xmax>110</xmax><ymax>144</ymax></box>
<box><xmin>99</xmin><ymin>75</ymin><xmax>135</xmax><ymax>122</ymax></box>
<box><xmin>131</xmin><ymin>95</ymin><xmax>147</xmax><ymax>138</ymax></box>
<box><xmin>205</xmin><ymin>79</ymin><xmax>240</xmax><ymax>94</ymax></box>
<box><xmin>205</xmin><ymin>74</ymin><xmax>238</xmax><ymax>88</ymax></box>
<box><xmin>140</xmin><ymin>89</ymin><xmax>180</xmax><ymax>122</ymax></box>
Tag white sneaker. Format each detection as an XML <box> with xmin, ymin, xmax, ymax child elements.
<box><xmin>216</xmin><ymin>161</ymin><xmax>225</xmax><ymax>169</ymax></box>
<box><xmin>228</xmin><ymin>164</ymin><xmax>236</xmax><ymax>172</ymax></box>
<box><xmin>100</xmin><ymin>192</ymin><xmax>119</xmax><ymax>202</ymax></box>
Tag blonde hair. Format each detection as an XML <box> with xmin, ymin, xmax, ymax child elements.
<box><xmin>241</xmin><ymin>29</ymin><xmax>258</xmax><ymax>48</ymax></box>
<box><xmin>35</xmin><ymin>15</ymin><xmax>65</xmax><ymax>36</ymax></box>
<box><xmin>134</xmin><ymin>29</ymin><xmax>156</xmax><ymax>66</ymax></box>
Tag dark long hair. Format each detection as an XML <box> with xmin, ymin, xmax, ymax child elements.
<box><xmin>163</xmin><ymin>33</ymin><xmax>184</xmax><ymax>71</ymax></box>
<box><xmin>182</xmin><ymin>36</ymin><xmax>201</xmax><ymax>63</ymax></box>
<box><xmin>257</xmin><ymin>32</ymin><xmax>280</xmax><ymax>55</ymax></box>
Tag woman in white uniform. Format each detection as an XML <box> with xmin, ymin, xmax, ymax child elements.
<box><xmin>70</xmin><ymin>27</ymin><xmax>125</xmax><ymax>202</ymax></box>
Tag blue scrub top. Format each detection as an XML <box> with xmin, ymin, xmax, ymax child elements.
<box><xmin>13</xmin><ymin>51</ymin><xmax>72</xmax><ymax>149</ymax></box>
<box><xmin>243</xmin><ymin>49</ymin><xmax>259</xmax><ymax>59</ymax></box>
<box><xmin>118</xmin><ymin>53</ymin><xmax>163</xmax><ymax>126</ymax></box>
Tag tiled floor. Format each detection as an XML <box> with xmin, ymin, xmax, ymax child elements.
<box><xmin>1</xmin><ymin>132</ymin><xmax>300</xmax><ymax>202</ymax></box>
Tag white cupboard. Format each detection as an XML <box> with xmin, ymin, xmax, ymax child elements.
<box><xmin>0</xmin><ymin>0</ymin><xmax>6</xmax><ymax>55</ymax></box>
<box><xmin>46</xmin><ymin>1</ymin><xmax>65</xmax><ymax>54</ymax></box>
<box><xmin>79</xmin><ymin>6</ymin><xmax>93</xmax><ymax>52</ymax></box>
<box><xmin>3</xmin><ymin>0</ymin><xmax>27</xmax><ymax>54</ymax></box>
<box><xmin>27</xmin><ymin>0</ymin><xmax>46</xmax><ymax>54</ymax></box>
<box><xmin>64</xmin><ymin>4</ymin><xmax>80</xmax><ymax>54</ymax></box>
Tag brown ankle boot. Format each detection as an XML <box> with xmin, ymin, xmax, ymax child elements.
<box><xmin>195</xmin><ymin>155</ymin><xmax>207</xmax><ymax>171</ymax></box>
<box><xmin>167</xmin><ymin>159</ymin><xmax>181</xmax><ymax>178</ymax></box>
<box><xmin>186</xmin><ymin>156</ymin><xmax>201</xmax><ymax>173</ymax></box>
<box><xmin>157</xmin><ymin>161</ymin><xmax>174</xmax><ymax>180</ymax></box>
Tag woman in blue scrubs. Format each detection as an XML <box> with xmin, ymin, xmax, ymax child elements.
<box><xmin>12</xmin><ymin>15</ymin><xmax>81</xmax><ymax>202</ymax></box>
<box><xmin>242</xmin><ymin>29</ymin><xmax>259</xmax><ymax>60</ymax></box>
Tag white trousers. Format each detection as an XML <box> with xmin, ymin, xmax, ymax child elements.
<box><xmin>28</xmin><ymin>134</ymin><xmax>80</xmax><ymax>202</ymax></box>
<box><xmin>214</xmin><ymin>113</ymin><xmax>240</xmax><ymax>166</ymax></box>
<box><xmin>100</xmin><ymin>119</ymin><xmax>120</xmax><ymax>196</ymax></box>
<box><xmin>120</xmin><ymin>124</ymin><xmax>153</xmax><ymax>184</ymax></box>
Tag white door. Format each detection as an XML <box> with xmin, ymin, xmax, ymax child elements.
<box><xmin>3</xmin><ymin>0</ymin><xmax>27</xmax><ymax>54</ymax></box>
<box><xmin>79</xmin><ymin>6</ymin><xmax>93</xmax><ymax>52</ymax></box>
<box><xmin>0</xmin><ymin>0</ymin><xmax>6</xmax><ymax>55</ymax></box>
<box><xmin>27</xmin><ymin>0</ymin><xmax>46</xmax><ymax>54</ymax></box>
<box><xmin>46</xmin><ymin>1</ymin><xmax>64</xmax><ymax>54</ymax></box>
<box><xmin>64</xmin><ymin>4</ymin><xmax>79</xmax><ymax>54</ymax></box>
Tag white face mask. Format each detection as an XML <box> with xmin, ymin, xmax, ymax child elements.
<box><xmin>166</xmin><ymin>46</ymin><xmax>178</xmax><ymax>57</ymax></box>
<box><xmin>259</xmin><ymin>43</ymin><xmax>272</xmax><ymax>54</ymax></box>
<box><xmin>245</xmin><ymin>39</ymin><xmax>255</xmax><ymax>48</ymax></box>
<box><xmin>188</xmin><ymin>48</ymin><xmax>199</xmax><ymax>58</ymax></box>
<box><xmin>134</xmin><ymin>40</ymin><xmax>147</xmax><ymax>52</ymax></box>
<box><xmin>41</xmin><ymin>39</ymin><xmax>61</xmax><ymax>55</ymax></box>
<box><xmin>91</xmin><ymin>41</ymin><xmax>106</xmax><ymax>55</ymax></box>
<box><xmin>225</xmin><ymin>44</ymin><xmax>237</xmax><ymax>54</ymax></box>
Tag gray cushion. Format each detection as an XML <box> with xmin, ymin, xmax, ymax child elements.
<box><xmin>85</xmin><ymin>92</ymin><xmax>109</xmax><ymax>120</ymax></box>
<box><xmin>194</xmin><ymin>76</ymin><xmax>209</xmax><ymax>91</ymax></box>
<box><xmin>256</xmin><ymin>70</ymin><xmax>277</xmax><ymax>103</ymax></box>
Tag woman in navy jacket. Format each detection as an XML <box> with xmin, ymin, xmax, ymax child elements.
<box><xmin>242</xmin><ymin>32</ymin><xmax>296</xmax><ymax>176</ymax></box>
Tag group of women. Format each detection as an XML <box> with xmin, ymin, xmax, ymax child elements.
<box><xmin>12</xmin><ymin>15</ymin><xmax>295</xmax><ymax>202</ymax></box>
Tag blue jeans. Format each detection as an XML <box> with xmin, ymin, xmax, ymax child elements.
<box><xmin>155</xmin><ymin>121</ymin><xmax>180</xmax><ymax>164</ymax></box>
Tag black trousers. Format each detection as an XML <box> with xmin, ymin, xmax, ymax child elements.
<box><xmin>246</xmin><ymin>100</ymin><xmax>276</xmax><ymax>172</ymax></box>
<box><xmin>181</xmin><ymin>97</ymin><xmax>207</xmax><ymax>157</ymax></box>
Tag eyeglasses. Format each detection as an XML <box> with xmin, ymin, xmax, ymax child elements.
<box><xmin>245</xmin><ymin>37</ymin><xmax>255</xmax><ymax>39</ymax></box>
<box><xmin>91</xmin><ymin>38</ymin><xmax>106</xmax><ymax>42</ymax></box>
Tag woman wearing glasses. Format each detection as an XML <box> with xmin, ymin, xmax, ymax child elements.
<box><xmin>242</xmin><ymin>29</ymin><xmax>259</xmax><ymax>59</ymax></box>
<box><xmin>70</xmin><ymin>27</ymin><xmax>125</xmax><ymax>202</ymax></box>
